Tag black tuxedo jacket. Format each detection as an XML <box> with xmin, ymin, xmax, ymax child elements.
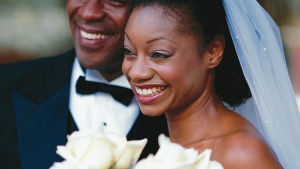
<box><xmin>0</xmin><ymin>49</ymin><xmax>168</xmax><ymax>169</ymax></box>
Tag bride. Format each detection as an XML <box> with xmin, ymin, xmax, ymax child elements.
<box><xmin>122</xmin><ymin>0</ymin><xmax>300</xmax><ymax>168</ymax></box>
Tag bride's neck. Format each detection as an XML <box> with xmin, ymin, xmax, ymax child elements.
<box><xmin>166</xmin><ymin>94</ymin><xmax>226</xmax><ymax>147</ymax></box>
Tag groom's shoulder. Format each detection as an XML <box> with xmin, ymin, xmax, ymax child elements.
<box><xmin>0</xmin><ymin>49</ymin><xmax>75</xmax><ymax>86</ymax></box>
<box><xmin>0</xmin><ymin>49</ymin><xmax>75</xmax><ymax>71</ymax></box>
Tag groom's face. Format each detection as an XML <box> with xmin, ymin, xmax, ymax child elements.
<box><xmin>66</xmin><ymin>0</ymin><xmax>130</xmax><ymax>70</ymax></box>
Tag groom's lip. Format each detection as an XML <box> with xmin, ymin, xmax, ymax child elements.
<box><xmin>77</xmin><ymin>26</ymin><xmax>115</xmax><ymax>49</ymax></box>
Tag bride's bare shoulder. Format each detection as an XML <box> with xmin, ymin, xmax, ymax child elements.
<box><xmin>214</xmin><ymin>131</ymin><xmax>283</xmax><ymax>169</ymax></box>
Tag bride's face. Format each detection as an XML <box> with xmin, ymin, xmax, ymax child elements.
<box><xmin>122</xmin><ymin>6</ymin><xmax>214</xmax><ymax>117</ymax></box>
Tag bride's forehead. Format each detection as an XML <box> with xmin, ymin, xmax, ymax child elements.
<box><xmin>130</xmin><ymin>5</ymin><xmax>194</xmax><ymax>31</ymax></box>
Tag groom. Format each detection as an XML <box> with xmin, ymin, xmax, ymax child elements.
<box><xmin>0</xmin><ymin>0</ymin><xmax>168</xmax><ymax>169</ymax></box>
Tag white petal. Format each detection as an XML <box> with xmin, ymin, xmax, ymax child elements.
<box><xmin>114</xmin><ymin>139</ymin><xmax>148</xmax><ymax>168</ymax></box>
<box><xmin>195</xmin><ymin>149</ymin><xmax>212</xmax><ymax>169</ymax></box>
<box><xmin>80</xmin><ymin>138</ymin><xmax>115</xmax><ymax>168</ymax></box>
<box><xmin>207</xmin><ymin>161</ymin><xmax>224</xmax><ymax>169</ymax></box>
<box><xmin>49</xmin><ymin>160</ymin><xmax>82</xmax><ymax>169</ymax></box>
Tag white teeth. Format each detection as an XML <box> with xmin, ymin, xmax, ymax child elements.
<box><xmin>80</xmin><ymin>30</ymin><xmax>111</xmax><ymax>40</ymax></box>
<box><xmin>135</xmin><ymin>86</ymin><xmax>165</xmax><ymax>96</ymax></box>
<box><xmin>142</xmin><ymin>89</ymin><xmax>148</xmax><ymax>95</ymax></box>
<box><xmin>152</xmin><ymin>87</ymin><xmax>157</xmax><ymax>93</ymax></box>
<box><xmin>147</xmin><ymin>89</ymin><xmax>152</xmax><ymax>95</ymax></box>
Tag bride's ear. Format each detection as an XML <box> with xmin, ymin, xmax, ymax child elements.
<box><xmin>207</xmin><ymin>34</ymin><xmax>225</xmax><ymax>68</ymax></box>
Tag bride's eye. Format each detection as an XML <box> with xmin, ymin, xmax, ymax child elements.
<box><xmin>151</xmin><ymin>52</ymin><xmax>171</xmax><ymax>59</ymax></box>
<box><xmin>123</xmin><ymin>47</ymin><xmax>135</xmax><ymax>56</ymax></box>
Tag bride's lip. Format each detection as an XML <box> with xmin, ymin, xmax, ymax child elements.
<box><xmin>131</xmin><ymin>83</ymin><xmax>168</xmax><ymax>104</ymax></box>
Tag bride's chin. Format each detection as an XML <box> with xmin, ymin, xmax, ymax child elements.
<box><xmin>140</xmin><ymin>107</ymin><xmax>164</xmax><ymax>117</ymax></box>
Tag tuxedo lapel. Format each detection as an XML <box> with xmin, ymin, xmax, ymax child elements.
<box><xmin>13</xmin><ymin>83</ymin><xmax>70</xmax><ymax>169</ymax></box>
<box><xmin>11</xmin><ymin>50</ymin><xmax>75</xmax><ymax>169</ymax></box>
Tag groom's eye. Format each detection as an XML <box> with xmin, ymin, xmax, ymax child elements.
<box><xmin>108</xmin><ymin>0</ymin><xmax>128</xmax><ymax>6</ymax></box>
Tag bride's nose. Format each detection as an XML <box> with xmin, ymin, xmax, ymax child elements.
<box><xmin>127</xmin><ymin>57</ymin><xmax>154</xmax><ymax>82</ymax></box>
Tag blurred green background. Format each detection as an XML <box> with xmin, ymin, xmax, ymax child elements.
<box><xmin>0</xmin><ymin>0</ymin><xmax>71</xmax><ymax>62</ymax></box>
<box><xmin>1</xmin><ymin>0</ymin><xmax>300</xmax><ymax>100</ymax></box>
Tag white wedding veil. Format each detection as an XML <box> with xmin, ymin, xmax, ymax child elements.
<box><xmin>223</xmin><ymin>0</ymin><xmax>300</xmax><ymax>168</ymax></box>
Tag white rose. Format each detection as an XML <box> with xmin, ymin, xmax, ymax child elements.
<box><xmin>195</xmin><ymin>149</ymin><xmax>223</xmax><ymax>169</ymax></box>
<box><xmin>133</xmin><ymin>155</ymin><xmax>167</xmax><ymax>169</ymax></box>
<box><xmin>134</xmin><ymin>134</ymin><xmax>223</xmax><ymax>169</ymax></box>
<box><xmin>114</xmin><ymin>139</ymin><xmax>148</xmax><ymax>168</ymax></box>
<box><xmin>50</xmin><ymin>128</ymin><xmax>147</xmax><ymax>169</ymax></box>
<box><xmin>50</xmin><ymin>161</ymin><xmax>81</xmax><ymax>169</ymax></box>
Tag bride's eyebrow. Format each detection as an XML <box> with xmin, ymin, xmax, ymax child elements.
<box><xmin>124</xmin><ymin>32</ymin><xmax>132</xmax><ymax>42</ymax></box>
<box><xmin>125</xmin><ymin>31</ymin><xmax>178</xmax><ymax>45</ymax></box>
<box><xmin>146</xmin><ymin>37</ymin><xmax>178</xmax><ymax>45</ymax></box>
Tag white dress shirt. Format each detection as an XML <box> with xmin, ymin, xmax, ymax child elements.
<box><xmin>69</xmin><ymin>57</ymin><xmax>139</xmax><ymax>136</ymax></box>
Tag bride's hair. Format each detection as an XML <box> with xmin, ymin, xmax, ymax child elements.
<box><xmin>129</xmin><ymin>0</ymin><xmax>251</xmax><ymax>107</ymax></box>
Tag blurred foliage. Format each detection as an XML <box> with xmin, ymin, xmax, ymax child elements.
<box><xmin>259</xmin><ymin>0</ymin><xmax>292</xmax><ymax>25</ymax></box>
<box><xmin>0</xmin><ymin>0</ymin><xmax>72</xmax><ymax>63</ymax></box>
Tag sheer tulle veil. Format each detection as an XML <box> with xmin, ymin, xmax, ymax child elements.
<box><xmin>222</xmin><ymin>0</ymin><xmax>300</xmax><ymax>168</ymax></box>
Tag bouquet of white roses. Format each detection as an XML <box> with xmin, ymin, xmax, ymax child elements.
<box><xmin>50</xmin><ymin>130</ymin><xmax>223</xmax><ymax>169</ymax></box>
<box><xmin>133</xmin><ymin>134</ymin><xmax>223</xmax><ymax>169</ymax></box>
<box><xmin>50</xmin><ymin>127</ymin><xmax>147</xmax><ymax>169</ymax></box>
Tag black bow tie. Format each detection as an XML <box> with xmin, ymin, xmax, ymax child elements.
<box><xmin>76</xmin><ymin>76</ymin><xmax>134</xmax><ymax>106</ymax></box>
